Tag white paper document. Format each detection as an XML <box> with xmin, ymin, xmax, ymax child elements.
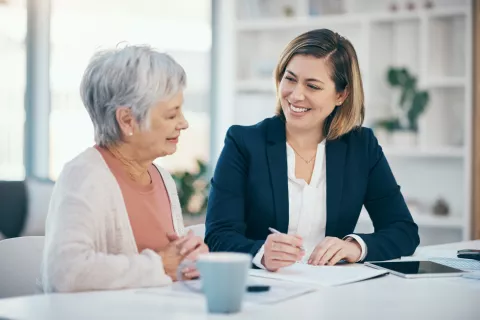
<box><xmin>136</xmin><ymin>278</ymin><xmax>315</xmax><ymax>305</ymax></box>
<box><xmin>249</xmin><ymin>263</ymin><xmax>388</xmax><ymax>287</ymax></box>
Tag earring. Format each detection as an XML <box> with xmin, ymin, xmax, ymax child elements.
<box><xmin>128</xmin><ymin>132</ymin><xmax>133</xmax><ymax>136</ymax></box>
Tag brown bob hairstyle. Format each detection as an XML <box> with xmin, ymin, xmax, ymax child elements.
<box><xmin>274</xmin><ymin>28</ymin><xmax>365</xmax><ymax>140</ymax></box>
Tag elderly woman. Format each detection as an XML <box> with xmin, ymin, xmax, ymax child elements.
<box><xmin>41</xmin><ymin>45</ymin><xmax>208</xmax><ymax>293</ymax></box>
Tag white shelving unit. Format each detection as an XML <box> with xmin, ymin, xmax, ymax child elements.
<box><xmin>358</xmin><ymin>208</ymin><xmax>464</xmax><ymax>228</ymax></box>
<box><xmin>382</xmin><ymin>146</ymin><xmax>464</xmax><ymax>158</ymax></box>
<box><xmin>423</xmin><ymin>77</ymin><xmax>467</xmax><ymax>89</ymax></box>
<box><xmin>215</xmin><ymin>0</ymin><xmax>473</xmax><ymax>245</ymax></box>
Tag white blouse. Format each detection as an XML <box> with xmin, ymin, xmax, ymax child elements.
<box><xmin>253</xmin><ymin>141</ymin><xmax>367</xmax><ymax>268</ymax></box>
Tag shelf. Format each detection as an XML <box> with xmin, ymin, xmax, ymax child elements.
<box><xmin>368</xmin><ymin>11</ymin><xmax>423</xmax><ymax>23</ymax></box>
<box><xmin>236</xmin><ymin>7</ymin><xmax>470</xmax><ymax>32</ymax></box>
<box><xmin>370</xmin><ymin>6</ymin><xmax>469</xmax><ymax>23</ymax></box>
<box><xmin>236</xmin><ymin>14</ymin><xmax>364</xmax><ymax>31</ymax></box>
<box><xmin>358</xmin><ymin>210</ymin><xmax>463</xmax><ymax>229</ymax></box>
<box><xmin>382</xmin><ymin>146</ymin><xmax>464</xmax><ymax>158</ymax></box>
<box><xmin>425</xmin><ymin>6</ymin><xmax>470</xmax><ymax>19</ymax></box>
<box><xmin>423</xmin><ymin>77</ymin><xmax>466</xmax><ymax>88</ymax></box>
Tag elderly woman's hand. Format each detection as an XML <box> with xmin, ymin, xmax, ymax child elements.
<box><xmin>157</xmin><ymin>236</ymin><xmax>189</xmax><ymax>281</ymax></box>
<box><xmin>172</xmin><ymin>230</ymin><xmax>209</xmax><ymax>260</ymax></box>
<box><xmin>161</xmin><ymin>230</ymin><xmax>209</xmax><ymax>280</ymax></box>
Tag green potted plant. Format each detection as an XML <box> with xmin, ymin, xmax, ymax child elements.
<box><xmin>374</xmin><ymin>67</ymin><xmax>430</xmax><ymax>146</ymax></box>
<box><xmin>171</xmin><ymin>159</ymin><xmax>210</xmax><ymax>221</ymax></box>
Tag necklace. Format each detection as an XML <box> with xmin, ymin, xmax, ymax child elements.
<box><xmin>289</xmin><ymin>144</ymin><xmax>316</xmax><ymax>164</ymax></box>
<box><xmin>106</xmin><ymin>145</ymin><xmax>151</xmax><ymax>183</ymax></box>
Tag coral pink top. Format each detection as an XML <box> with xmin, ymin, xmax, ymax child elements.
<box><xmin>96</xmin><ymin>146</ymin><xmax>174</xmax><ymax>253</ymax></box>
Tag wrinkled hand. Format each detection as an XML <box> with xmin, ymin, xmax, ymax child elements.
<box><xmin>308</xmin><ymin>237</ymin><xmax>361</xmax><ymax>266</ymax></box>
<box><xmin>261</xmin><ymin>233</ymin><xmax>304</xmax><ymax>272</ymax></box>
<box><xmin>157</xmin><ymin>236</ymin><xmax>188</xmax><ymax>281</ymax></box>
<box><xmin>164</xmin><ymin>230</ymin><xmax>209</xmax><ymax>280</ymax></box>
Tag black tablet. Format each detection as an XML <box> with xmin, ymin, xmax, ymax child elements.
<box><xmin>364</xmin><ymin>261</ymin><xmax>465</xmax><ymax>278</ymax></box>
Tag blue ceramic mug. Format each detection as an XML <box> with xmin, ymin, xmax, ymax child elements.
<box><xmin>177</xmin><ymin>252</ymin><xmax>252</xmax><ymax>314</ymax></box>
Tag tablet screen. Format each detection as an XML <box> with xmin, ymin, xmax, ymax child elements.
<box><xmin>369</xmin><ymin>261</ymin><xmax>463</xmax><ymax>275</ymax></box>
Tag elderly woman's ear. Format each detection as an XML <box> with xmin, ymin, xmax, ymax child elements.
<box><xmin>116</xmin><ymin>107</ymin><xmax>136</xmax><ymax>137</ymax></box>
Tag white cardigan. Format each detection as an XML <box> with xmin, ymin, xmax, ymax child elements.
<box><xmin>41</xmin><ymin>147</ymin><xmax>186</xmax><ymax>293</ymax></box>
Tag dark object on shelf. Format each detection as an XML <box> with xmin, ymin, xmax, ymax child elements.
<box><xmin>433</xmin><ymin>198</ymin><xmax>450</xmax><ymax>216</ymax></box>
<box><xmin>283</xmin><ymin>6</ymin><xmax>295</xmax><ymax>17</ymax></box>
<box><xmin>406</xmin><ymin>2</ymin><xmax>416</xmax><ymax>11</ymax></box>
<box><xmin>389</xmin><ymin>2</ymin><xmax>399</xmax><ymax>12</ymax></box>
<box><xmin>424</xmin><ymin>0</ymin><xmax>434</xmax><ymax>9</ymax></box>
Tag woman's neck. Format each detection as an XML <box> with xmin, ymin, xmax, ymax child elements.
<box><xmin>106</xmin><ymin>143</ymin><xmax>152</xmax><ymax>183</ymax></box>
<box><xmin>286</xmin><ymin>124</ymin><xmax>325</xmax><ymax>150</ymax></box>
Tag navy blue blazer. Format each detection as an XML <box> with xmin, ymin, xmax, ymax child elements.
<box><xmin>205</xmin><ymin>116</ymin><xmax>420</xmax><ymax>262</ymax></box>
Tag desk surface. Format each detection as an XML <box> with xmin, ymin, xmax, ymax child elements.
<box><xmin>0</xmin><ymin>241</ymin><xmax>479</xmax><ymax>320</ymax></box>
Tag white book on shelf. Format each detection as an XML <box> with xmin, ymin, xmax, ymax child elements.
<box><xmin>243</xmin><ymin>0</ymin><xmax>262</xmax><ymax>20</ymax></box>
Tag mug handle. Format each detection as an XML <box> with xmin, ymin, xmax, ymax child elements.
<box><xmin>176</xmin><ymin>260</ymin><xmax>202</xmax><ymax>293</ymax></box>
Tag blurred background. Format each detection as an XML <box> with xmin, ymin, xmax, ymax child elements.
<box><xmin>0</xmin><ymin>0</ymin><xmax>478</xmax><ymax>246</ymax></box>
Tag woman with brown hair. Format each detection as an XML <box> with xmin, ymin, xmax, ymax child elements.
<box><xmin>205</xmin><ymin>29</ymin><xmax>419</xmax><ymax>271</ymax></box>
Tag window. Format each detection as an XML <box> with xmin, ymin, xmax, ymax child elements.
<box><xmin>0</xmin><ymin>0</ymin><xmax>26</xmax><ymax>180</ymax></box>
<box><xmin>49</xmin><ymin>0</ymin><xmax>211</xmax><ymax>179</ymax></box>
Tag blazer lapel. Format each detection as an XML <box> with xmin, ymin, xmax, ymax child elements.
<box><xmin>325</xmin><ymin>138</ymin><xmax>347</xmax><ymax>237</ymax></box>
<box><xmin>266</xmin><ymin>117</ymin><xmax>289</xmax><ymax>233</ymax></box>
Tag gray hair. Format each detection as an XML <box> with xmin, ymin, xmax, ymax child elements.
<box><xmin>80</xmin><ymin>45</ymin><xmax>187</xmax><ymax>146</ymax></box>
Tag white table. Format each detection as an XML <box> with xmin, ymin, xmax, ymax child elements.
<box><xmin>0</xmin><ymin>241</ymin><xmax>479</xmax><ymax>320</ymax></box>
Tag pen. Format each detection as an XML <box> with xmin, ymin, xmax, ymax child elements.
<box><xmin>268</xmin><ymin>227</ymin><xmax>305</xmax><ymax>251</ymax></box>
<box><xmin>268</xmin><ymin>228</ymin><xmax>346</xmax><ymax>265</ymax></box>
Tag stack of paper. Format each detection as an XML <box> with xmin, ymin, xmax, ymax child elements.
<box><xmin>136</xmin><ymin>278</ymin><xmax>316</xmax><ymax>305</ymax></box>
<box><xmin>250</xmin><ymin>263</ymin><xmax>388</xmax><ymax>287</ymax></box>
<box><xmin>408</xmin><ymin>248</ymin><xmax>459</xmax><ymax>259</ymax></box>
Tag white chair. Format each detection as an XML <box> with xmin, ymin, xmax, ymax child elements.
<box><xmin>186</xmin><ymin>223</ymin><xmax>205</xmax><ymax>239</ymax></box>
<box><xmin>0</xmin><ymin>236</ymin><xmax>45</xmax><ymax>298</ymax></box>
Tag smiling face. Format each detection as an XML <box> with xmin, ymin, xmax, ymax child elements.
<box><xmin>279</xmin><ymin>54</ymin><xmax>346</xmax><ymax>133</ymax></box>
<box><xmin>134</xmin><ymin>91</ymin><xmax>189</xmax><ymax>158</ymax></box>
<box><xmin>116</xmin><ymin>90</ymin><xmax>189</xmax><ymax>160</ymax></box>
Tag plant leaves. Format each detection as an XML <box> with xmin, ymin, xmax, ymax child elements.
<box><xmin>407</xmin><ymin>91</ymin><xmax>429</xmax><ymax>131</ymax></box>
<box><xmin>374</xmin><ymin>118</ymin><xmax>401</xmax><ymax>132</ymax></box>
<box><xmin>172</xmin><ymin>159</ymin><xmax>210</xmax><ymax>216</ymax></box>
<box><xmin>387</xmin><ymin>68</ymin><xmax>401</xmax><ymax>86</ymax></box>
<box><xmin>386</xmin><ymin>66</ymin><xmax>428</xmax><ymax>131</ymax></box>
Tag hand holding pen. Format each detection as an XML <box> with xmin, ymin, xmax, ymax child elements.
<box><xmin>260</xmin><ymin>227</ymin><xmax>305</xmax><ymax>272</ymax></box>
